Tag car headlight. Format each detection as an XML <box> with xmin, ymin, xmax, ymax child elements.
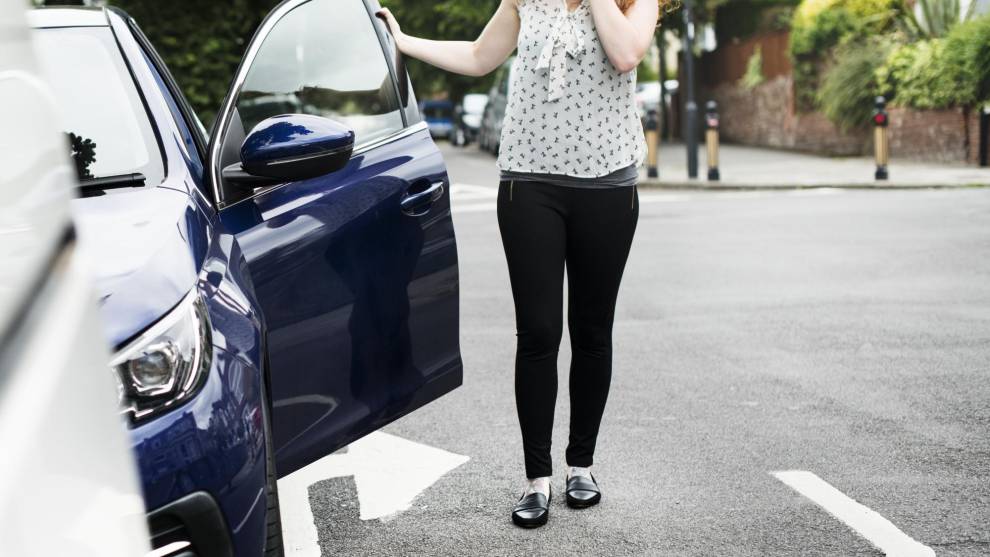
<box><xmin>110</xmin><ymin>290</ymin><xmax>212</xmax><ymax>423</ymax></box>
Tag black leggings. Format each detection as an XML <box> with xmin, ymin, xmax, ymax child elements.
<box><xmin>497</xmin><ymin>180</ymin><xmax>639</xmax><ymax>479</ymax></box>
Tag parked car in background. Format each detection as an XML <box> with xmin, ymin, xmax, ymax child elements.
<box><xmin>29</xmin><ymin>1</ymin><xmax>462</xmax><ymax>555</ymax></box>
<box><xmin>478</xmin><ymin>57</ymin><xmax>515</xmax><ymax>155</ymax></box>
<box><xmin>635</xmin><ymin>79</ymin><xmax>679</xmax><ymax>120</ymax></box>
<box><xmin>0</xmin><ymin>2</ymin><xmax>149</xmax><ymax>555</ymax></box>
<box><xmin>452</xmin><ymin>93</ymin><xmax>488</xmax><ymax>147</ymax></box>
<box><xmin>421</xmin><ymin>99</ymin><xmax>455</xmax><ymax>140</ymax></box>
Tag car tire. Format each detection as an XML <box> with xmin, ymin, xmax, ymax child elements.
<box><xmin>261</xmin><ymin>362</ymin><xmax>284</xmax><ymax>556</ymax></box>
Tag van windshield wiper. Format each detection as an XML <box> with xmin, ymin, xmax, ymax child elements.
<box><xmin>78</xmin><ymin>172</ymin><xmax>146</xmax><ymax>196</ymax></box>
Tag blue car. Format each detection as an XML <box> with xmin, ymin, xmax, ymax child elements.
<box><xmin>30</xmin><ymin>2</ymin><xmax>462</xmax><ymax>556</ymax></box>
<box><xmin>420</xmin><ymin>99</ymin><xmax>456</xmax><ymax>140</ymax></box>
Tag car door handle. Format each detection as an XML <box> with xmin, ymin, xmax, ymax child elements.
<box><xmin>400</xmin><ymin>181</ymin><xmax>445</xmax><ymax>216</ymax></box>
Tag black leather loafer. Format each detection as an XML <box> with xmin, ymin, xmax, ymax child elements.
<box><xmin>565</xmin><ymin>474</ymin><xmax>601</xmax><ymax>508</ymax></box>
<box><xmin>511</xmin><ymin>488</ymin><xmax>551</xmax><ymax>528</ymax></box>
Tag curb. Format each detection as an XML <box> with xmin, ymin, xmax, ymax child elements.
<box><xmin>637</xmin><ymin>180</ymin><xmax>990</xmax><ymax>190</ymax></box>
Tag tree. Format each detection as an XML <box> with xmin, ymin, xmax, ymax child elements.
<box><xmin>380</xmin><ymin>0</ymin><xmax>501</xmax><ymax>100</ymax></box>
<box><xmin>101</xmin><ymin>0</ymin><xmax>699</xmax><ymax>120</ymax></box>
<box><xmin>107</xmin><ymin>0</ymin><xmax>280</xmax><ymax>126</ymax></box>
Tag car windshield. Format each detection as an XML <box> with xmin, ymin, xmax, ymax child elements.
<box><xmin>33</xmin><ymin>27</ymin><xmax>163</xmax><ymax>188</ymax></box>
<box><xmin>423</xmin><ymin>104</ymin><xmax>452</xmax><ymax>119</ymax></box>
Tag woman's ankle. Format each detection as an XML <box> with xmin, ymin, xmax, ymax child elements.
<box><xmin>566</xmin><ymin>465</ymin><xmax>592</xmax><ymax>479</ymax></box>
<box><xmin>524</xmin><ymin>476</ymin><xmax>551</xmax><ymax>496</ymax></box>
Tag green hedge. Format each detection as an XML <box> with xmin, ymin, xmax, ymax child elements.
<box><xmin>788</xmin><ymin>0</ymin><xmax>901</xmax><ymax>110</ymax></box>
<box><xmin>875</xmin><ymin>40</ymin><xmax>949</xmax><ymax>109</ymax></box>
<box><xmin>937</xmin><ymin>14</ymin><xmax>990</xmax><ymax>105</ymax></box>
<box><xmin>818</xmin><ymin>38</ymin><xmax>893</xmax><ymax>130</ymax></box>
<box><xmin>876</xmin><ymin>14</ymin><xmax>990</xmax><ymax>109</ymax></box>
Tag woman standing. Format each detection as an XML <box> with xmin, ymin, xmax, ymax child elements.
<box><xmin>378</xmin><ymin>0</ymin><xmax>667</xmax><ymax>528</ymax></box>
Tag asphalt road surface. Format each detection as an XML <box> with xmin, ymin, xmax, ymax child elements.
<box><xmin>301</xmin><ymin>143</ymin><xmax>990</xmax><ymax>556</ymax></box>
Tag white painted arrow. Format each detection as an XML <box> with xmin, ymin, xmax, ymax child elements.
<box><xmin>278</xmin><ymin>431</ymin><xmax>469</xmax><ymax>556</ymax></box>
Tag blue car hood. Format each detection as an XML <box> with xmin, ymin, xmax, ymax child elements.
<box><xmin>71</xmin><ymin>187</ymin><xmax>207</xmax><ymax>348</ymax></box>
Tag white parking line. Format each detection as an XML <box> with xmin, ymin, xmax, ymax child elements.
<box><xmin>773</xmin><ymin>470</ymin><xmax>935</xmax><ymax>557</ymax></box>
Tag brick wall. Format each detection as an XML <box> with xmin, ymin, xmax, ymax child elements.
<box><xmin>967</xmin><ymin>108</ymin><xmax>988</xmax><ymax>165</ymax></box>
<box><xmin>700</xmin><ymin>76</ymin><xmax>980</xmax><ymax>164</ymax></box>
<box><xmin>702</xmin><ymin>76</ymin><xmax>868</xmax><ymax>156</ymax></box>
<box><xmin>887</xmin><ymin>107</ymin><xmax>968</xmax><ymax>164</ymax></box>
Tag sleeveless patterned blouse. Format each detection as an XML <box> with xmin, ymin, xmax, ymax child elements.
<box><xmin>496</xmin><ymin>0</ymin><xmax>647</xmax><ymax>178</ymax></box>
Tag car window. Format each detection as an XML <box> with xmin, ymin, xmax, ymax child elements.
<box><xmin>33</xmin><ymin>27</ymin><xmax>164</xmax><ymax>188</ymax></box>
<box><xmin>423</xmin><ymin>104</ymin><xmax>451</xmax><ymax>120</ymax></box>
<box><xmin>237</xmin><ymin>0</ymin><xmax>403</xmax><ymax>145</ymax></box>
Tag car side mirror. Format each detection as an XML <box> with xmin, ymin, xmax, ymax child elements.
<box><xmin>223</xmin><ymin>114</ymin><xmax>355</xmax><ymax>188</ymax></box>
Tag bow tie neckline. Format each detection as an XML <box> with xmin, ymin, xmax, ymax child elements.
<box><xmin>535</xmin><ymin>0</ymin><xmax>589</xmax><ymax>102</ymax></box>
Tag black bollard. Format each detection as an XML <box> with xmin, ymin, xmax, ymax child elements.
<box><xmin>873</xmin><ymin>96</ymin><xmax>889</xmax><ymax>181</ymax></box>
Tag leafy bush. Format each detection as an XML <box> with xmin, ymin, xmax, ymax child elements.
<box><xmin>843</xmin><ymin>0</ymin><xmax>902</xmax><ymax>29</ymax></box>
<box><xmin>875</xmin><ymin>40</ymin><xmax>950</xmax><ymax>108</ymax></box>
<box><xmin>817</xmin><ymin>38</ymin><xmax>893</xmax><ymax>130</ymax></box>
<box><xmin>900</xmin><ymin>0</ymin><xmax>979</xmax><ymax>38</ymax></box>
<box><xmin>789</xmin><ymin>6</ymin><xmax>856</xmax><ymax>108</ymax></box>
<box><xmin>939</xmin><ymin>14</ymin><xmax>990</xmax><ymax>104</ymax></box>
<box><xmin>876</xmin><ymin>15</ymin><xmax>990</xmax><ymax>109</ymax></box>
<box><xmin>788</xmin><ymin>0</ymin><xmax>901</xmax><ymax>110</ymax></box>
<box><xmin>790</xmin><ymin>0</ymin><xmax>855</xmax><ymax>56</ymax></box>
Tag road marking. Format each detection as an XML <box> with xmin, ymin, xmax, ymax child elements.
<box><xmin>772</xmin><ymin>470</ymin><xmax>935</xmax><ymax>557</ymax></box>
<box><xmin>147</xmin><ymin>542</ymin><xmax>192</xmax><ymax>557</ymax></box>
<box><xmin>279</xmin><ymin>431</ymin><xmax>469</xmax><ymax>556</ymax></box>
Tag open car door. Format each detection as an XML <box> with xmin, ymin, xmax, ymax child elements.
<box><xmin>209</xmin><ymin>0</ymin><xmax>462</xmax><ymax>477</ymax></box>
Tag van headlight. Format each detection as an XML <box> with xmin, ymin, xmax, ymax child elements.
<box><xmin>110</xmin><ymin>290</ymin><xmax>212</xmax><ymax>423</ymax></box>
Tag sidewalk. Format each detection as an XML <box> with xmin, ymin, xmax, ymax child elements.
<box><xmin>639</xmin><ymin>142</ymin><xmax>990</xmax><ymax>189</ymax></box>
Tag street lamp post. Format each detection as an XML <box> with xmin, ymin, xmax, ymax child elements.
<box><xmin>658</xmin><ymin>30</ymin><xmax>669</xmax><ymax>141</ymax></box>
<box><xmin>681</xmin><ymin>0</ymin><xmax>699</xmax><ymax>179</ymax></box>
